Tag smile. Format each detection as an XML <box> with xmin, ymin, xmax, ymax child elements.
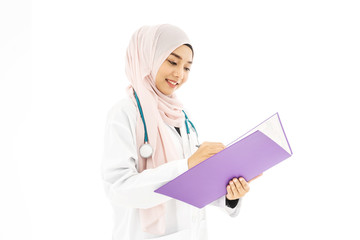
<box><xmin>166</xmin><ymin>79</ymin><xmax>178</xmax><ymax>88</ymax></box>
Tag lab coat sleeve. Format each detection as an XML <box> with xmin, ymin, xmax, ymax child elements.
<box><xmin>208</xmin><ymin>195</ymin><xmax>242</xmax><ymax>217</ymax></box>
<box><xmin>101</xmin><ymin>101</ymin><xmax>189</xmax><ymax>209</ymax></box>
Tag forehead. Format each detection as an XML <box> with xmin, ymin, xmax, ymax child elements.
<box><xmin>170</xmin><ymin>45</ymin><xmax>193</xmax><ymax>61</ymax></box>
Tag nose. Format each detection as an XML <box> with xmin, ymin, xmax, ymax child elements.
<box><xmin>173</xmin><ymin>66</ymin><xmax>184</xmax><ymax>80</ymax></box>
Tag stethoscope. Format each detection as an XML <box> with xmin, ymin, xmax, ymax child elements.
<box><xmin>133</xmin><ymin>89</ymin><xmax>199</xmax><ymax>158</ymax></box>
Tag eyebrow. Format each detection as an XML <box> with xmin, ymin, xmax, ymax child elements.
<box><xmin>170</xmin><ymin>53</ymin><xmax>192</xmax><ymax>64</ymax></box>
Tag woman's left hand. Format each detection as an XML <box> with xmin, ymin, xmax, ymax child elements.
<box><xmin>226</xmin><ymin>174</ymin><xmax>263</xmax><ymax>200</ymax></box>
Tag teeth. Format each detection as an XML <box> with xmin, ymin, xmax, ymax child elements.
<box><xmin>167</xmin><ymin>79</ymin><xmax>177</xmax><ymax>86</ymax></box>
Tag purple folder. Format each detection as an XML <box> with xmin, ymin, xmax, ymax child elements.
<box><xmin>155</xmin><ymin>112</ymin><xmax>293</xmax><ymax>208</ymax></box>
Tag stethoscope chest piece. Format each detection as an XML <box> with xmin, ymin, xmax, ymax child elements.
<box><xmin>139</xmin><ymin>142</ymin><xmax>153</xmax><ymax>158</ymax></box>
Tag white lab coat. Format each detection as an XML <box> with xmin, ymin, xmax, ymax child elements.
<box><xmin>101</xmin><ymin>97</ymin><xmax>242</xmax><ymax>240</ymax></box>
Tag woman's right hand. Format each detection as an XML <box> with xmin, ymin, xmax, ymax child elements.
<box><xmin>187</xmin><ymin>142</ymin><xmax>226</xmax><ymax>169</ymax></box>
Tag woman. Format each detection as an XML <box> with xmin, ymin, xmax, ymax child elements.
<box><xmin>101</xmin><ymin>24</ymin><xmax>257</xmax><ymax>240</ymax></box>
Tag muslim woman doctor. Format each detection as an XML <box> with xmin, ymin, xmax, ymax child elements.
<box><xmin>101</xmin><ymin>24</ymin><xmax>260</xmax><ymax>240</ymax></box>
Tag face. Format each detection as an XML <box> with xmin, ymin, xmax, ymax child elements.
<box><xmin>155</xmin><ymin>44</ymin><xmax>193</xmax><ymax>96</ymax></box>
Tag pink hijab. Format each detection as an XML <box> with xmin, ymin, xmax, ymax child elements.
<box><xmin>125</xmin><ymin>24</ymin><xmax>193</xmax><ymax>235</ymax></box>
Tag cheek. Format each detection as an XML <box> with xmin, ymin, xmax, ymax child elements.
<box><xmin>159</xmin><ymin>62</ymin><xmax>171</xmax><ymax>74</ymax></box>
<box><xmin>155</xmin><ymin>62</ymin><xmax>168</xmax><ymax>80</ymax></box>
<box><xmin>155</xmin><ymin>70</ymin><xmax>166</xmax><ymax>86</ymax></box>
<box><xmin>182</xmin><ymin>74</ymin><xmax>189</xmax><ymax>84</ymax></box>
<box><xmin>155</xmin><ymin>76</ymin><xmax>163</xmax><ymax>90</ymax></box>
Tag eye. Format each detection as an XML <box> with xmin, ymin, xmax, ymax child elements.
<box><xmin>168</xmin><ymin>60</ymin><xmax>191</xmax><ymax>72</ymax></box>
<box><xmin>168</xmin><ymin>60</ymin><xmax>177</xmax><ymax>65</ymax></box>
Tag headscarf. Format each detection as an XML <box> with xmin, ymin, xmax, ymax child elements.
<box><xmin>125</xmin><ymin>24</ymin><xmax>193</xmax><ymax>235</ymax></box>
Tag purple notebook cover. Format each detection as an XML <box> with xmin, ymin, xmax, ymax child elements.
<box><xmin>155</xmin><ymin>116</ymin><xmax>292</xmax><ymax>208</ymax></box>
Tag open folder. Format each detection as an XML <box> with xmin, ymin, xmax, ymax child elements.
<box><xmin>155</xmin><ymin>112</ymin><xmax>293</xmax><ymax>208</ymax></box>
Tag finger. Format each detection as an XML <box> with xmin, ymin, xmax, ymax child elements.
<box><xmin>237</xmin><ymin>184</ymin><xmax>246</xmax><ymax>197</ymax></box>
<box><xmin>212</xmin><ymin>143</ymin><xmax>225</xmax><ymax>150</ymax></box>
<box><xmin>214</xmin><ymin>146</ymin><xmax>224</xmax><ymax>152</ymax></box>
<box><xmin>214</xmin><ymin>144</ymin><xmax>225</xmax><ymax>151</ymax></box>
<box><xmin>234</xmin><ymin>178</ymin><xmax>248</xmax><ymax>197</ymax></box>
<box><xmin>239</xmin><ymin>177</ymin><xmax>250</xmax><ymax>192</ymax></box>
<box><xmin>248</xmin><ymin>173</ymin><xmax>263</xmax><ymax>183</ymax></box>
<box><xmin>226</xmin><ymin>184</ymin><xmax>234</xmax><ymax>198</ymax></box>
<box><xmin>230</xmin><ymin>180</ymin><xmax>240</xmax><ymax>196</ymax></box>
<box><xmin>232</xmin><ymin>178</ymin><xmax>243</xmax><ymax>192</ymax></box>
<box><xmin>214</xmin><ymin>142</ymin><xmax>225</xmax><ymax>147</ymax></box>
<box><xmin>211</xmin><ymin>147</ymin><xmax>225</xmax><ymax>155</ymax></box>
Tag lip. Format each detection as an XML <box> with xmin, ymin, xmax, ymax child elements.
<box><xmin>166</xmin><ymin>79</ymin><xmax>178</xmax><ymax>88</ymax></box>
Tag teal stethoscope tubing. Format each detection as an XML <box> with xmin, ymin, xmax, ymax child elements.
<box><xmin>134</xmin><ymin>90</ymin><xmax>150</xmax><ymax>143</ymax></box>
<box><xmin>133</xmin><ymin>89</ymin><xmax>199</xmax><ymax>158</ymax></box>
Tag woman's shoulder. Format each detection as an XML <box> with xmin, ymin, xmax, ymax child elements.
<box><xmin>106</xmin><ymin>97</ymin><xmax>137</xmax><ymax>124</ymax></box>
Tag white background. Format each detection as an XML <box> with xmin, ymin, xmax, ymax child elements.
<box><xmin>1</xmin><ymin>0</ymin><xmax>359</xmax><ymax>239</ymax></box>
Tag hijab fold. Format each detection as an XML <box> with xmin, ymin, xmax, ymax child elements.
<box><xmin>125</xmin><ymin>24</ymin><xmax>192</xmax><ymax>235</ymax></box>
